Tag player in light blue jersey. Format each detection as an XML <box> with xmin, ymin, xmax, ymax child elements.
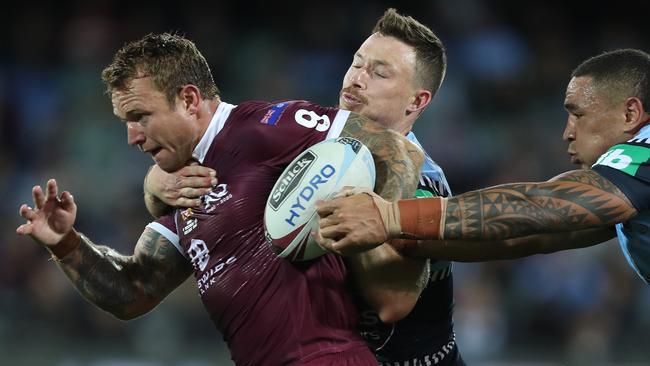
<box><xmin>317</xmin><ymin>48</ymin><xmax>650</xmax><ymax>285</ymax></box>
<box><xmin>592</xmin><ymin>124</ymin><xmax>650</xmax><ymax>282</ymax></box>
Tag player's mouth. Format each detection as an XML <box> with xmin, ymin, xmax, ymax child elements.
<box><xmin>567</xmin><ymin>151</ymin><xmax>581</xmax><ymax>165</ymax></box>
<box><xmin>340</xmin><ymin>91</ymin><xmax>365</xmax><ymax>109</ymax></box>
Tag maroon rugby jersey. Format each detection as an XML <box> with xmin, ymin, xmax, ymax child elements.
<box><xmin>147</xmin><ymin>101</ymin><xmax>376</xmax><ymax>366</ymax></box>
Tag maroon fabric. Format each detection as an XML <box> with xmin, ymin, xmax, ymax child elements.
<box><xmin>156</xmin><ymin>101</ymin><xmax>375</xmax><ymax>365</ymax></box>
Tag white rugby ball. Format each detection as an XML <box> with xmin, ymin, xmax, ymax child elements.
<box><xmin>264</xmin><ymin>137</ymin><xmax>376</xmax><ymax>261</ymax></box>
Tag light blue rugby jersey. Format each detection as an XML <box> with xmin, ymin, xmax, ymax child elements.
<box><xmin>592</xmin><ymin>124</ymin><xmax>650</xmax><ymax>284</ymax></box>
<box><xmin>407</xmin><ymin>132</ymin><xmax>451</xmax><ymax>197</ymax></box>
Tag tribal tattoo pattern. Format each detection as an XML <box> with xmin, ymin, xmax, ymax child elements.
<box><xmin>443</xmin><ymin>169</ymin><xmax>636</xmax><ymax>240</ymax></box>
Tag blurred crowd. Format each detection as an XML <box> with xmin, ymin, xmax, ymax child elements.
<box><xmin>1</xmin><ymin>1</ymin><xmax>648</xmax><ymax>365</ymax></box>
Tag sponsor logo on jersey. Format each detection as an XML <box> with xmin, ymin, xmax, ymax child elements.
<box><xmin>260</xmin><ymin>102</ymin><xmax>288</xmax><ymax>125</ymax></box>
<box><xmin>197</xmin><ymin>256</ymin><xmax>237</xmax><ymax>295</ymax></box>
<box><xmin>182</xmin><ymin>218</ymin><xmax>198</xmax><ymax>235</ymax></box>
<box><xmin>203</xmin><ymin>184</ymin><xmax>232</xmax><ymax>213</ymax></box>
<box><xmin>269</xmin><ymin>152</ymin><xmax>316</xmax><ymax>210</ymax></box>
<box><xmin>285</xmin><ymin>164</ymin><xmax>336</xmax><ymax>227</ymax></box>
<box><xmin>595</xmin><ymin>145</ymin><xmax>650</xmax><ymax>176</ymax></box>
<box><xmin>188</xmin><ymin>238</ymin><xmax>210</xmax><ymax>271</ymax></box>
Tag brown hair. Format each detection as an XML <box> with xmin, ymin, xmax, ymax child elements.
<box><xmin>101</xmin><ymin>33</ymin><xmax>219</xmax><ymax>104</ymax></box>
<box><xmin>373</xmin><ymin>8</ymin><xmax>446</xmax><ymax>95</ymax></box>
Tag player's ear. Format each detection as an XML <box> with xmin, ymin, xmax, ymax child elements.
<box><xmin>406</xmin><ymin>89</ymin><xmax>432</xmax><ymax>115</ymax></box>
<box><xmin>178</xmin><ymin>84</ymin><xmax>201</xmax><ymax>115</ymax></box>
<box><xmin>623</xmin><ymin>97</ymin><xmax>649</xmax><ymax>134</ymax></box>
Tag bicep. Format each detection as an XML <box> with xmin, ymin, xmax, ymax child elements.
<box><xmin>132</xmin><ymin>227</ymin><xmax>193</xmax><ymax>301</ymax></box>
<box><xmin>340</xmin><ymin>112</ymin><xmax>423</xmax><ymax>200</ymax></box>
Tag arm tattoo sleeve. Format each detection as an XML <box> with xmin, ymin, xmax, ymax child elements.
<box><xmin>340</xmin><ymin>112</ymin><xmax>422</xmax><ymax>200</ymax></box>
<box><xmin>443</xmin><ymin>169</ymin><xmax>636</xmax><ymax>240</ymax></box>
<box><xmin>55</xmin><ymin>229</ymin><xmax>191</xmax><ymax>319</ymax></box>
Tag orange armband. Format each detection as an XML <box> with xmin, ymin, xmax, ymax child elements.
<box><xmin>397</xmin><ymin>197</ymin><xmax>446</xmax><ymax>239</ymax></box>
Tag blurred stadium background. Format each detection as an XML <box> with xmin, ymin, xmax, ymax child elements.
<box><xmin>1</xmin><ymin>0</ymin><xmax>649</xmax><ymax>365</ymax></box>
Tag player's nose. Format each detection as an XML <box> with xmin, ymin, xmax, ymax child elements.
<box><xmin>562</xmin><ymin>119</ymin><xmax>576</xmax><ymax>141</ymax></box>
<box><xmin>127</xmin><ymin>122</ymin><xmax>146</xmax><ymax>147</ymax></box>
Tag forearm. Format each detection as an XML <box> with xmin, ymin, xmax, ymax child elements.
<box><xmin>53</xmin><ymin>231</ymin><xmax>156</xmax><ymax>320</ymax></box>
<box><xmin>144</xmin><ymin>190</ymin><xmax>172</xmax><ymax>218</ymax></box>
<box><xmin>397</xmin><ymin>227</ymin><xmax>616</xmax><ymax>261</ymax></box>
<box><xmin>348</xmin><ymin>245</ymin><xmax>428</xmax><ymax>323</ymax></box>
<box><xmin>144</xmin><ymin>165</ymin><xmax>173</xmax><ymax>218</ymax></box>
<box><xmin>398</xmin><ymin>170</ymin><xmax>635</xmax><ymax>241</ymax></box>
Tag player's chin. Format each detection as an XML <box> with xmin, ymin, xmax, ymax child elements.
<box><xmin>339</xmin><ymin>100</ymin><xmax>362</xmax><ymax>113</ymax></box>
<box><xmin>155</xmin><ymin>153</ymin><xmax>183</xmax><ymax>173</ymax></box>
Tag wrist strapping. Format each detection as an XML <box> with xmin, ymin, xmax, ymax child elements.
<box><xmin>397</xmin><ymin>197</ymin><xmax>447</xmax><ymax>239</ymax></box>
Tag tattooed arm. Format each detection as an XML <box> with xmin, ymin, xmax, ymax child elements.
<box><xmin>339</xmin><ymin>112</ymin><xmax>423</xmax><ymax>198</ymax></box>
<box><xmin>441</xmin><ymin>169</ymin><xmax>636</xmax><ymax>240</ymax></box>
<box><xmin>56</xmin><ymin>228</ymin><xmax>192</xmax><ymax>320</ymax></box>
<box><xmin>318</xmin><ymin>170</ymin><xmax>635</xmax><ymax>254</ymax></box>
<box><xmin>337</xmin><ymin>112</ymin><xmax>427</xmax><ymax>323</ymax></box>
<box><xmin>393</xmin><ymin>228</ymin><xmax>616</xmax><ymax>261</ymax></box>
<box><xmin>16</xmin><ymin>179</ymin><xmax>192</xmax><ymax>320</ymax></box>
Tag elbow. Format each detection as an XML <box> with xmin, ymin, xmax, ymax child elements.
<box><xmin>110</xmin><ymin>308</ymin><xmax>145</xmax><ymax>321</ymax></box>
<box><xmin>105</xmin><ymin>302</ymin><xmax>153</xmax><ymax>321</ymax></box>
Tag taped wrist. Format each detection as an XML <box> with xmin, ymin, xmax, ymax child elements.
<box><xmin>370</xmin><ymin>196</ymin><xmax>401</xmax><ymax>238</ymax></box>
<box><xmin>397</xmin><ymin>197</ymin><xmax>446</xmax><ymax>239</ymax></box>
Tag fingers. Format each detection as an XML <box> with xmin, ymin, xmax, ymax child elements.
<box><xmin>332</xmin><ymin>186</ymin><xmax>372</xmax><ymax>199</ymax></box>
<box><xmin>319</xmin><ymin>224</ymin><xmax>348</xmax><ymax>241</ymax></box>
<box><xmin>16</xmin><ymin>222</ymin><xmax>33</xmax><ymax>235</ymax></box>
<box><xmin>60</xmin><ymin>191</ymin><xmax>76</xmax><ymax>211</ymax></box>
<box><xmin>316</xmin><ymin>197</ymin><xmax>343</xmax><ymax>217</ymax></box>
<box><xmin>46</xmin><ymin>179</ymin><xmax>58</xmax><ymax>201</ymax></box>
<box><xmin>179</xmin><ymin>177</ymin><xmax>217</xmax><ymax>191</ymax></box>
<box><xmin>311</xmin><ymin>230</ymin><xmax>342</xmax><ymax>256</ymax></box>
<box><xmin>32</xmin><ymin>185</ymin><xmax>45</xmax><ymax>209</ymax></box>
<box><xmin>19</xmin><ymin>204</ymin><xmax>36</xmax><ymax>220</ymax></box>
<box><xmin>180</xmin><ymin>165</ymin><xmax>217</xmax><ymax>179</ymax></box>
<box><xmin>176</xmin><ymin>197</ymin><xmax>203</xmax><ymax>208</ymax></box>
<box><xmin>318</xmin><ymin>215</ymin><xmax>339</xmax><ymax>229</ymax></box>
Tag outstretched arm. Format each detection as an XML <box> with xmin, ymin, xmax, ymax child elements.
<box><xmin>337</xmin><ymin>112</ymin><xmax>426</xmax><ymax>323</ymax></box>
<box><xmin>318</xmin><ymin>169</ymin><xmax>635</xmax><ymax>255</ymax></box>
<box><xmin>393</xmin><ymin>227</ymin><xmax>616</xmax><ymax>262</ymax></box>
<box><xmin>17</xmin><ymin>179</ymin><xmax>192</xmax><ymax>320</ymax></box>
<box><xmin>440</xmin><ymin>169</ymin><xmax>635</xmax><ymax>240</ymax></box>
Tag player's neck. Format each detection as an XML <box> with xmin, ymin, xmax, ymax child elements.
<box><xmin>196</xmin><ymin>97</ymin><xmax>221</xmax><ymax>138</ymax></box>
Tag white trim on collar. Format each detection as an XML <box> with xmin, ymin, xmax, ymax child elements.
<box><xmin>192</xmin><ymin>101</ymin><xmax>237</xmax><ymax>163</ymax></box>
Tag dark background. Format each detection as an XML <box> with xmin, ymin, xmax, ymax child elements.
<box><xmin>1</xmin><ymin>1</ymin><xmax>649</xmax><ymax>364</ymax></box>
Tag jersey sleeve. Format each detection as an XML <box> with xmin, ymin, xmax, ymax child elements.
<box><xmin>592</xmin><ymin>141</ymin><xmax>650</xmax><ymax>211</ymax></box>
<box><xmin>145</xmin><ymin>213</ymin><xmax>187</xmax><ymax>258</ymax></box>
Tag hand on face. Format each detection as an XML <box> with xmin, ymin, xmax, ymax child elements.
<box><xmin>145</xmin><ymin>162</ymin><xmax>218</xmax><ymax>208</ymax></box>
<box><xmin>16</xmin><ymin>179</ymin><xmax>77</xmax><ymax>247</ymax></box>
<box><xmin>314</xmin><ymin>187</ymin><xmax>390</xmax><ymax>256</ymax></box>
